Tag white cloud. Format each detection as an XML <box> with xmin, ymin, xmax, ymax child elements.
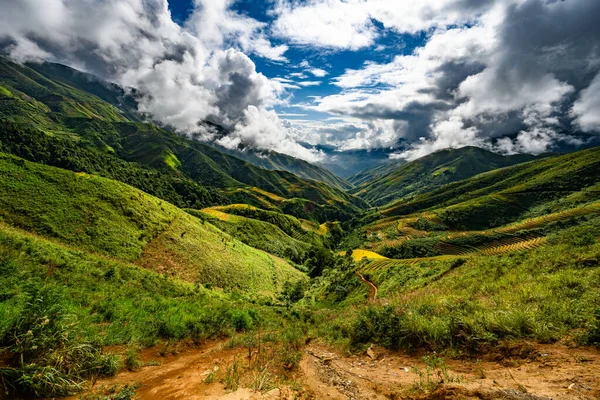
<box><xmin>297</xmin><ymin>81</ymin><xmax>322</xmax><ymax>87</ymax></box>
<box><xmin>572</xmin><ymin>73</ymin><xmax>600</xmax><ymax>133</ymax></box>
<box><xmin>218</xmin><ymin>106</ymin><xmax>325</xmax><ymax>162</ymax></box>
<box><xmin>272</xmin><ymin>0</ymin><xmax>498</xmax><ymax>50</ymax></box>
<box><xmin>272</xmin><ymin>0</ymin><xmax>377</xmax><ymax>50</ymax></box>
<box><xmin>309</xmin><ymin>68</ymin><xmax>328</xmax><ymax>78</ymax></box>
<box><xmin>0</xmin><ymin>0</ymin><xmax>329</xmax><ymax>162</ymax></box>
<box><xmin>298</xmin><ymin>0</ymin><xmax>600</xmax><ymax>157</ymax></box>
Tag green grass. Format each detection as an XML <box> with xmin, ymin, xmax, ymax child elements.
<box><xmin>0</xmin><ymin>57</ymin><xmax>365</xmax><ymax>224</ymax></box>
<box><xmin>0</xmin><ymin>222</ymin><xmax>294</xmax><ymax>396</ymax></box>
<box><xmin>314</xmin><ymin>226</ymin><xmax>600</xmax><ymax>352</ymax></box>
<box><xmin>0</xmin><ymin>152</ymin><xmax>305</xmax><ymax>295</ymax></box>
<box><xmin>379</xmin><ymin>147</ymin><xmax>600</xmax><ymax>230</ymax></box>
<box><xmin>351</xmin><ymin>146</ymin><xmax>539</xmax><ymax>207</ymax></box>
<box><xmin>189</xmin><ymin>208</ymin><xmax>312</xmax><ymax>266</ymax></box>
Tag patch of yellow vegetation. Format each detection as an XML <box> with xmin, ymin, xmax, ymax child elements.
<box><xmin>318</xmin><ymin>223</ymin><xmax>328</xmax><ymax>235</ymax></box>
<box><xmin>299</xmin><ymin>218</ymin><xmax>319</xmax><ymax>232</ymax></box>
<box><xmin>212</xmin><ymin>204</ymin><xmax>257</xmax><ymax>212</ymax></box>
<box><xmin>250</xmin><ymin>187</ymin><xmax>286</xmax><ymax>202</ymax></box>
<box><xmin>340</xmin><ymin>249</ymin><xmax>389</xmax><ymax>261</ymax></box>
<box><xmin>200</xmin><ymin>208</ymin><xmax>231</xmax><ymax>221</ymax></box>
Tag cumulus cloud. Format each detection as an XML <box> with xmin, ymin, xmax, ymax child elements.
<box><xmin>218</xmin><ymin>106</ymin><xmax>325</xmax><ymax>162</ymax></box>
<box><xmin>298</xmin><ymin>0</ymin><xmax>600</xmax><ymax>158</ymax></box>
<box><xmin>0</xmin><ymin>0</ymin><xmax>326</xmax><ymax>161</ymax></box>
<box><xmin>1</xmin><ymin>0</ymin><xmax>599</xmax><ymax>163</ymax></box>
<box><xmin>572</xmin><ymin>73</ymin><xmax>600</xmax><ymax>133</ymax></box>
<box><xmin>272</xmin><ymin>0</ymin><xmax>496</xmax><ymax>50</ymax></box>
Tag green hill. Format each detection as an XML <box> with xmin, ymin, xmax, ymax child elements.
<box><xmin>215</xmin><ymin>145</ymin><xmax>352</xmax><ymax>191</ymax></box>
<box><xmin>0</xmin><ymin>58</ymin><xmax>365</xmax><ymax>223</ymax></box>
<box><xmin>0</xmin><ymin>152</ymin><xmax>305</xmax><ymax>294</ymax></box>
<box><xmin>380</xmin><ymin>146</ymin><xmax>600</xmax><ymax>230</ymax></box>
<box><xmin>351</xmin><ymin>147</ymin><xmax>539</xmax><ymax>206</ymax></box>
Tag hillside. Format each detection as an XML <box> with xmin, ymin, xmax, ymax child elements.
<box><xmin>351</xmin><ymin>146</ymin><xmax>540</xmax><ymax>206</ymax></box>
<box><xmin>0</xmin><ymin>152</ymin><xmax>305</xmax><ymax>294</ymax></box>
<box><xmin>380</xmin><ymin>146</ymin><xmax>600</xmax><ymax>228</ymax></box>
<box><xmin>215</xmin><ymin>145</ymin><xmax>352</xmax><ymax>191</ymax></box>
<box><xmin>0</xmin><ymin>58</ymin><xmax>365</xmax><ymax>222</ymax></box>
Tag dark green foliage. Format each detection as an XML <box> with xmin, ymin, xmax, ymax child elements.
<box><xmin>382</xmin><ymin>147</ymin><xmax>600</xmax><ymax>230</ymax></box>
<box><xmin>411</xmin><ymin>217</ymin><xmax>447</xmax><ymax>232</ymax></box>
<box><xmin>0</xmin><ymin>120</ymin><xmax>227</xmax><ymax>209</ymax></box>
<box><xmin>305</xmin><ymin>247</ymin><xmax>336</xmax><ymax>278</ymax></box>
<box><xmin>216</xmin><ymin>145</ymin><xmax>351</xmax><ymax>191</ymax></box>
<box><xmin>586</xmin><ymin>308</ymin><xmax>600</xmax><ymax>347</ymax></box>
<box><xmin>381</xmin><ymin>238</ymin><xmax>441</xmax><ymax>259</ymax></box>
<box><xmin>0</xmin><ymin>57</ymin><xmax>365</xmax><ymax>223</ymax></box>
<box><xmin>280</xmin><ymin>280</ymin><xmax>308</xmax><ymax>308</ymax></box>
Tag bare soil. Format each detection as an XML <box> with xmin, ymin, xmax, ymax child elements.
<box><xmin>72</xmin><ymin>340</ymin><xmax>600</xmax><ymax>400</ymax></box>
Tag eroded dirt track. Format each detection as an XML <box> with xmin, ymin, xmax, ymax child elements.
<box><xmin>78</xmin><ymin>341</ymin><xmax>600</xmax><ymax>399</ymax></box>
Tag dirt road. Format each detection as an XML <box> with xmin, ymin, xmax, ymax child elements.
<box><xmin>76</xmin><ymin>340</ymin><xmax>600</xmax><ymax>399</ymax></box>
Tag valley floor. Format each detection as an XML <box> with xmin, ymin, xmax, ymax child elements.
<box><xmin>71</xmin><ymin>340</ymin><xmax>600</xmax><ymax>400</ymax></box>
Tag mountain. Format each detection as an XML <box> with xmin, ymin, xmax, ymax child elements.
<box><xmin>380</xmin><ymin>146</ymin><xmax>600</xmax><ymax>229</ymax></box>
<box><xmin>347</xmin><ymin>159</ymin><xmax>407</xmax><ymax>187</ymax></box>
<box><xmin>0</xmin><ymin>58</ymin><xmax>366</xmax><ymax>221</ymax></box>
<box><xmin>215</xmin><ymin>145</ymin><xmax>352</xmax><ymax>191</ymax></box>
<box><xmin>351</xmin><ymin>146</ymin><xmax>540</xmax><ymax>207</ymax></box>
<box><xmin>311</xmin><ymin>145</ymin><xmax>397</xmax><ymax>178</ymax></box>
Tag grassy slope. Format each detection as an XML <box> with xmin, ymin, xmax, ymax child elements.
<box><xmin>352</xmin><ymin>146</ymin><xmax>539</xmax><ymax>207</ymax></box>
<box><xmin>189</xmin><ymin>208</ymin><xmax>312</xmax><ymax>266</ymax></box>
<box><xmin>0</xmin><ymin>58</ymin><xmax>365</xmax><ymax>222</ymax></box>
<box><xmin>312</xmin><ymin>216</ymin><xmax>600</xmax><ymax>351</ymax></box>
<box><xmin>0</xmin><ymin>152</ymin><xmax>304</xmax><ymax>295</ymax></box>
<box><xmin>380</xmin><ymin>146</ymin><xmax>600</xmax><ymax>229</ymax></box>
<box><xmin>0</xmin><ymin>223</ymin><xmax>271</xmax><ymax>347</ymax></box>
<box><xmin>215</xmin><ymin>145</ymin><xmax>352</xmax><ymax>191</ymax></box>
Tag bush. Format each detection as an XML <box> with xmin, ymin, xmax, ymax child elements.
<box><xmin>0</xmin><ymin>288</ymin><xmax>120</xmax><ymax>397</ymax></box>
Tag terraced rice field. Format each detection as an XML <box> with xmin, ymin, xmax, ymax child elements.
<box><xmin>200</xmin><ymin>208</ymin><xmax>231</xmax><ymax>221</ymax></box>
<box><xmin>341</xmin><ymin>249</ymin><xmax>389</xmax><ymax>262</ymax></box>
<box><xmin>478</xmin><ymin>236</ymin><xmax>547</xmax><ymax>255</ymax></box>
<box><xmin>250</xmin><ymin>187</ymin><xmax>286</xmax><ymax>202</ymax></box>
<box><xmin>495</xmin><ymin>202</ymin><xmax>600</xmax><ymax>233</ymax></box>
<box><xmin>361</xmin><ymin>255</ymin><xmax>457</xmax><ymax>273</ymax></box>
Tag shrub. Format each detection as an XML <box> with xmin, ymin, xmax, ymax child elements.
<box><xmin>0</xmin><ymin>288</ymin><xmax>120</xmax><ymax>397</ymax></box>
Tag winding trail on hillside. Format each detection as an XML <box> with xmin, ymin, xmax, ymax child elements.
<box><xmin>356</xmin><ymin>271</ymin><xmax>378</xmax><ymax>301</ymax></box>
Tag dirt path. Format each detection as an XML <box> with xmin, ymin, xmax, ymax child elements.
<box><xmin>356</xmin><ymin>271</ymin><xmax>378</xmax><ymax>301</ymax></box>
<box><xmin>75</xmin><ymin>340</ymin><xmax>600</xmax><ymax>399</ymax></box>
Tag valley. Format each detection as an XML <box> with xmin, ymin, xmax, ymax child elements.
<box><xmin>0</xmin><ymin>58</ymin><xmax>599</xmax><ymax>400</ymax></box>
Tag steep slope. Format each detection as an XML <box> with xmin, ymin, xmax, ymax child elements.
<box><xmin>0</xmin><ymin>152</ymin><xmax>304</xmax><ymax>294</ymax></box>
<box><xmin>315</xmin><ymin>145</ymin><xmax>397</xmax><ymax>178</ymax></box>
<box><xmin>348</xmin><ymin>159</ymin><xmax>407</xmax><ymax>187</ymax></box>
<box><xmin>215</xmin><ymin>145</ymin><xmax>351</xmax><ymax>191</ymax></box>
<box><xmin>380</xmin><ymin>146</ymin><xmax>600</xmax><ymax>229</ymax></box>
<box><xmin>352</xmin><ymin>146</ymin><xmax>539</xmax><ymax>206</ymax></box>
<box><xmin>0</xmin><ymin>58</ymin><xmax>366</xmax><ymax>221</ymax></box>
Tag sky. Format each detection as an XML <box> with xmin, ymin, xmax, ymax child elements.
<box><xmin>1</xmin><ymin>0</ymin><xmax>600</xmax><ymax>163</ymax></box>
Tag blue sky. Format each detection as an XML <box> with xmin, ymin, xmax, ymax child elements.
<box><xmin>4</xmin><ymin>0</ymin><xmax>598</xmax><ymax>162</ymax></box>
<box><xmin>168</xmin><ymin>0</ymin><xmax>428</xmax><ymax>124</ymax></box>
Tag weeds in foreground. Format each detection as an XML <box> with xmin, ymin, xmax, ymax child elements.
<box><xmin>411</xmin><ymin>355</ymin><xmax>462</xmax><ymax>393</ymax></box>
<box><xmin>223</xmin><ymin>356</ymin><xmax>241</xmax><ymax>392</ymax></box>
<box><xmin>79</xmin><ymin>383</ymin><xmax>139</xmax><ymax>400</ymax></box>
<box><xmin>0</xmin><ymin>289</ymin><xmax>120</xmax><ymax>397</ymax></box>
